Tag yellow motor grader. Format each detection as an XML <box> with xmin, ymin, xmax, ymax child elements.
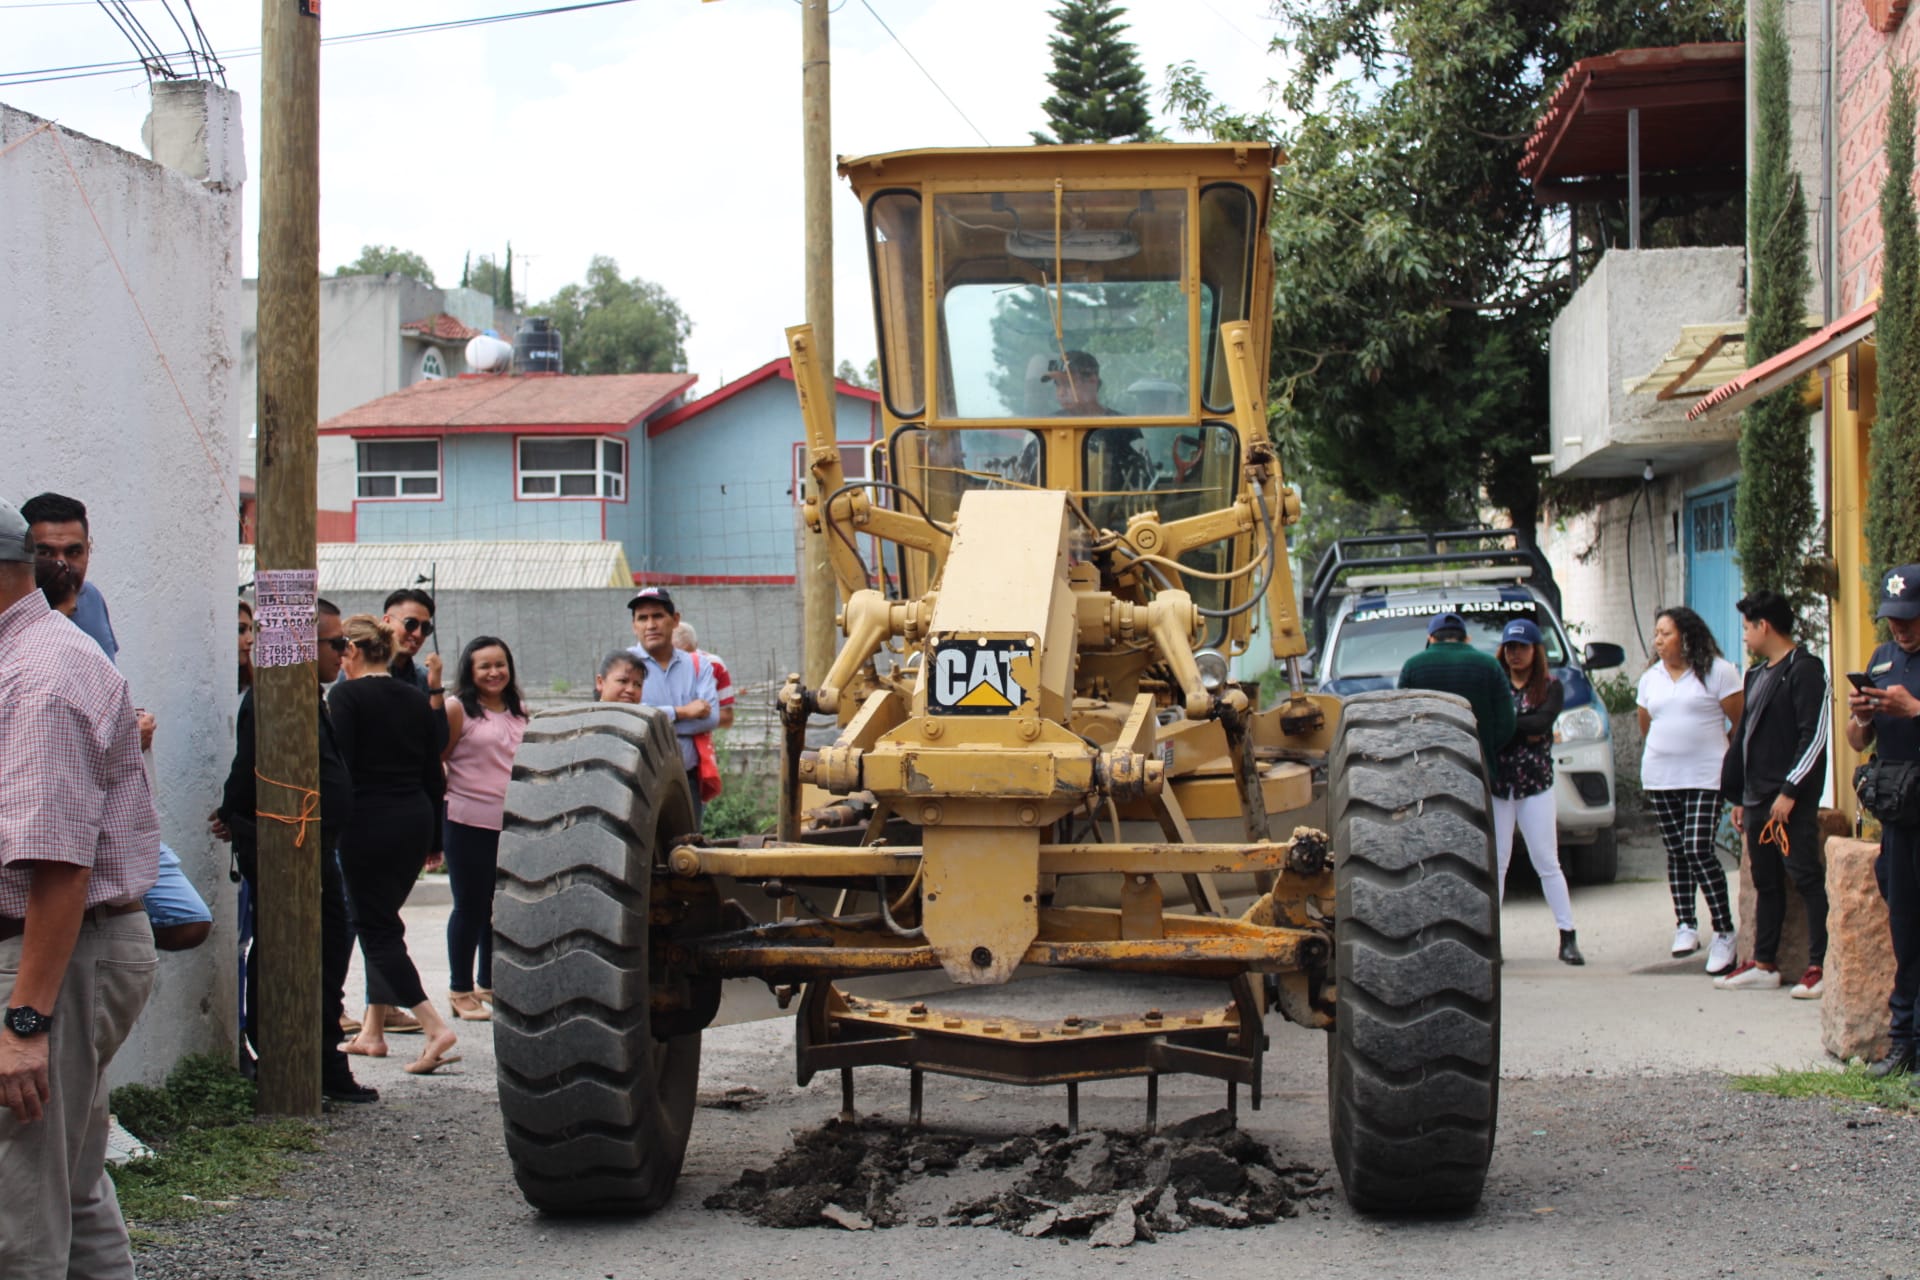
<box><xmin>491</xmin><ymin>142</ymin><xmax>1501</xmax><ymax>1218</ymax></box>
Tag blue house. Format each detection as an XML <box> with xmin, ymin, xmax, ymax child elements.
<box><xmin>319</xmin><ymin>359</ymin><xmax>879</xmax><ymax>584</ymax></box>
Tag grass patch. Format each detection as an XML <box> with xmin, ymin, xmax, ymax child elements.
<box><xmin>703</xmin><ymin>770</ymin><xmax>777</xmax><ymax>841</ymax></box>
<box><xmin>108</xmin><ymin>1053</ymin><xmax>319</xmax><ymax>1224</ymax></box>
<box><xmin>1729</xmin><ymin>1062</ymin><xmax>1920</xmax><ymax>1112</ymax></box>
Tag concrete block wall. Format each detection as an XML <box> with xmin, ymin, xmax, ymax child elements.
<box><xmin>2</xmin><ymin>87</ymin><xmax>245</xmax><ymax>1085</ymax></box>
<box><xmin>318</xmin><ymin>584</ymin><xmax>802</xmax><ymax>708</ymax></box>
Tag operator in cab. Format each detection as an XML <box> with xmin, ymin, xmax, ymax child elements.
<box><xmin>1042</xmin><ymin>350</ymin><xmax>1118</xmax><ymax>416</ymax></box>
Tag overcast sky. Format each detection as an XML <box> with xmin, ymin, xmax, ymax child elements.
<box><xmin>7</xmin><ymin>0</ymin><xmax>1288</xmax><ymax>394</ymax></box>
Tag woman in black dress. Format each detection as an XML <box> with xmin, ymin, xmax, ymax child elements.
<box><xmin>330</xmin><ymin>614</ymin><xmax>459</xmax><ymax>1073</ymax></box>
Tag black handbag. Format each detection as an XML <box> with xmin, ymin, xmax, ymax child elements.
<box><xmin>1854</xmin><ymin>757</ymin><xmax>1920</xmax><ymax>827</ymax></box>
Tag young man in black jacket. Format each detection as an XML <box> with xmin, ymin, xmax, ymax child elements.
<box><xmin>1717</xmin><ymin>591</ymin><xmax>1831</xmax><ymax>994</ymax></box>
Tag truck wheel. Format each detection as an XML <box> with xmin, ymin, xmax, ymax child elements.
<box><xmin>1563</xmin><ymin>826</ymin><xmax>1619</xmax><ymax>885</ymax></box>
<box><xmin>493</xmin><ymin>704</ymin><xmax>703</xmax><ymax>1215</ymax></box>
<box><xmin>1326</xmin><ymin>690</ymin><xmax>1500</xmax><ymax>1214</ymax></box>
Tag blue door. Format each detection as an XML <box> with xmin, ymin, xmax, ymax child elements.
<box><xmin>1685</xmin><ymin>484</ymin><xmax>1742</xmax><ymax>661</ymax></box>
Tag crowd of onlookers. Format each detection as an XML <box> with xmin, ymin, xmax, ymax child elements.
<box><xmin>0</xmin><ymin>491</ymin><xmax>743</xmax><ymax>1277</ymax></box>
<box><xmin>1397</xmin><ymin>576</ymin><xmax>1920</xmax><ymax>1082</ymax></box>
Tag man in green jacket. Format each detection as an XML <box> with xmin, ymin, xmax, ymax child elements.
<box><xmin>1397</xmin><ymin>611</ymin><xmax>1517</xmax><ymax>763</ymax></box>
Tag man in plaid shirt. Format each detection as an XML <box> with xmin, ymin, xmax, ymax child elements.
<box><xmin>0</xmin><ymin>495</ymin><xmax>160</xmax><ymax>1279</ymax></box>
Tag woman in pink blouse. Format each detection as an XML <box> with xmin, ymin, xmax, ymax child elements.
<box><xmin>441</xmin><ymin>636</ymin><xmax>528</xmax><ymax>1021</ymax></box>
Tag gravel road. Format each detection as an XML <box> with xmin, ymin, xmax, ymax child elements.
<box><xmin>131</xmin><ymin>830</ymin><xmax>1920</xmax><ymax>1279</ymax></box>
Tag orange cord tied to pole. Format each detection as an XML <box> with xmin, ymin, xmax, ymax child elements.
<box><xmin>1759</xmin><ymin>814</ymin><xmax>1791</xmax><ymax>856</ymax></box>
<box><xmin>254</xmin><ymin>770</ymin><xmax>321</xmax><ymax>848</ymax></box>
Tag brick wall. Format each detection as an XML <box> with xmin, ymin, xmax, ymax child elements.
<box><xmin>1836</xmin><ymin>0</ymin><xmax>1920</xmax><ymax>307</ymax></box>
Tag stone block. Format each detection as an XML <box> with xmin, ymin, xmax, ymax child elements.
<box><xmin>1821</xmin><ymin>836</ymin><xmax>1895</xmax><ymax>1063</ymax></box>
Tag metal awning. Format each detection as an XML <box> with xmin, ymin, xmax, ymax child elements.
<box><xmin>1686</xmin><ymin>301</ymin><xmax>1878</xmax><ymax>421</ymax></box>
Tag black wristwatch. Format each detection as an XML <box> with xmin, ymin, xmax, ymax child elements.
<box><xmin>4</xmin><ymin>1005</ymin><xmax>53</xmax><ymax>1036</ymax></box>
<box><xmin>427</xmin><ymin>687</ymin><xmax>446</xmax><ymax>696</ymax></box>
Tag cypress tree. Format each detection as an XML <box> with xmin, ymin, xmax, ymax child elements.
<box><xmin>1736</xmin><ymin>0</ymin><xmax>1819</xmax><ymax>619</ymax></box>
<box><xmin>501</xmin><ymin>243</ymin><xmax>515</xmax><ymax>311</ymax></box>
<box><xmin>460</xmin><ymin>250</ymin><xmax>471</xmax><ymax>290</ymax></box>
<box><xmin>1031</xmin><ymin>0</ymin><xmax>1155</xmax><ymax>144</ymax></box>
<box><xmin>1869</xmin><ymin>69</ymin><xmax>1920</xmax><ymax>590</ymax></box>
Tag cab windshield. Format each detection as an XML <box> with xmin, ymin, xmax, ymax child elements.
<box><xmin>933</xmin><ymin>187</ymin><xmax>1189</xmax><ymax>419</ymax></box>
<box><xmin>1329</xmin><ymin>602</ymin><xmax>1569</xmax><ymax>681</ymax></box>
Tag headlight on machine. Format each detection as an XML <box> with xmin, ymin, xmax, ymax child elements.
<box><xmin>1554</xmin><ymin>704</ymin><xmax>1609</xmax><ymax>744</ymax></box>
<box><xmin>1195</xmin><ymin>649</ymin><xmax>1230</xmax><ymax>692</ymax></box>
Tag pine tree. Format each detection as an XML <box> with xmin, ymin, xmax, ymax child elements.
<box><xmin>500</xmin><ymin>243</ymin><xmax>515</xmax><ymax>311</ymax></box>
<box><xmin>1031</xmin><ymin>0</ymin><xmax>1155</xmax><ymax>144</ymax></box>
<box><xmin>1736</xmin><ymin>0</ymin><xmax>1820</xmax><ymax>620</ymax></box>
<box><xmin>1869</xmin><ymin>69</ymin><xmax>1920</xmax><ymax>592</ymax></box>
<box><xmin>460</xmin><ymin>251</ymin><xmax>471</xmax><ymax>290</ymax></box>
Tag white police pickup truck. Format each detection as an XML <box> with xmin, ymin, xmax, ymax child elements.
<box><xmin>1304</xmin><ymin>531</ymin><xmax>1626</xmax><ymax>883</ymax></box>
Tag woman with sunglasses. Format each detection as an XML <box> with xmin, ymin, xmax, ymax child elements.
<box><xmin>1492</xmin><ymin>618</ymin><xmax>1584</xmax><ymax>966</ymax></box>
<box><xmin>328</xmin><ymin>614</ymin><xmax>460</xmax><ymax>1074</ymax></box>
<box><xmin>440</xmin><ymin>636</ymin><xmax>527</xmax><ymax>1021</ymax></box>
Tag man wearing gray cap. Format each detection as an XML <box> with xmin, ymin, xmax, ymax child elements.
<box><xmin>1844</xmin><ymin>562</ymin><xmax>1920</xmax><ymax>1078</ymax></box>
<box><xmin>0</xmin><ymin>496</ymin><xmax>160</xmax><ymax>1277</ymax></box>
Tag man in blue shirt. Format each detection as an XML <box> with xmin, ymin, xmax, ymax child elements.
<box><xmin>627</xmin><ymin>587</ymin><xmax>718</xmax><ymax>826</ymax></box>
<box><xmin>21</xmin><ymin>493</ymin><xmax>116</xmax><ymax>659</ymax></box>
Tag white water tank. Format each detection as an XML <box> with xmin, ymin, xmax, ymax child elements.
<box><xmin>465</xmin><ymin>332</ymin><xmax>514</xmax><ymax>373</ymax></box>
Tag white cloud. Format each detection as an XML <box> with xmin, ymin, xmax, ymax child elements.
<box><xmin>4</xmin><ymin>0</ymin><xmax>1285</xmax><ymax>393</ymax></box>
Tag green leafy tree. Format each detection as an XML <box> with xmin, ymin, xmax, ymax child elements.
<box><xmin>1736</xmin><ymin>0</ymin><xmax>1819</xmax><ymax>618</ymax></box>
<box><xmin>465</xmin><ymin>252</ymin><xmax>522</xmax><ymax>309</ymax></box>
<box><xmin>1869</xmin><ymin>69</ymin><xmax>1920</xmax><ymax>592</ymax></box>
<box><xmin>836</xmin><ymin>358</ymin><xmax>881</xmax><ymax>389</ymax></box>
<box><xmin>1032</xmin><ymin>0</ymin><xmax>1156</xmax><ymax>144</ymax></box>
<box><xmin>1164</xmin><ymin>0</ymin><xmax>1741</xmax><ymax>535</ymax></box>
<box><xmin>333</xmin><ymin>244</ymin><xmax>435</xmax><ymax>286</ymax></box>
<box><xmin>535</xmin><ymin>256</ymin><xmax>692</xmax><ymax>376</ymax></box>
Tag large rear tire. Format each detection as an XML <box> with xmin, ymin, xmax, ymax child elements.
<box><xmin>1326</xmin><ymin>690</ymin><xmax>1500</xmax><ymax>1214</ymax></box>
<box><xmin>493</xmin><ymin>704</ymin><xmax>703</xmax><ymax>1215</ymax></box>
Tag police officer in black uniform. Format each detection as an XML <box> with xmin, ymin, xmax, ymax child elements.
<box><xmin>1844</xmin><ymin>562</ymin><xmax>1920</xmax><ymax>1078</ymax></box>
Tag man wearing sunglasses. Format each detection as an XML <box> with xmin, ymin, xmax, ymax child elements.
<box><xmin>380</xmin><ymin>588</ymin><xmax>443</xmax><ymax>705</ymax></box>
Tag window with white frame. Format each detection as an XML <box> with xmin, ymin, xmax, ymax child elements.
<box><xmin>519</xmin><ymin>436</ymin><xmax>626</xmax><ymax>499</ymax></box>
<box><xmin>356</xmin><ymin>439</ymin><xmax>441</xmax><ymax>499</ymax></box>
<box><xmin>419</xmin><ymin>349</ymin><xmax>445</xmax><ymax>380</ymax></box>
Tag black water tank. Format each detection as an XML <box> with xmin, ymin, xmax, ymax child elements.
<box><xmin>514</xmin><ymin>316</ymin><xmax>562</xmax><ymax>374</ymax></box>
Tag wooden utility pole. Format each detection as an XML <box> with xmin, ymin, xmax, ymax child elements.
<box><xmin>253</xmin><ymin>0</ymin><xmax>323</xmax><ymax>1116</ymax></box>
<box><xmin>800</xmin><ymin>0</ymin><xmax>836</xmax><ymax>687</ymax></box>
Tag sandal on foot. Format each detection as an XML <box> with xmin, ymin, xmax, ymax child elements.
<box><xmin>404</xmin><ymin>1049</ymin><xmax>462</xmax><ymax>1075</ymax></box>
<box><xmin>448</xmin><ymin>991</ymin><xmax>491</xmax><ymax>1022</ymax></box>
<box><xmin>343</xmin><ymin>1038</ymin><xmax>388</xmax><ymax>1058</ymax></box>
<box><xmin>383</xmin><ymin>1009</ymin><xmax>423</xmax><ymax>1034</ymax></box>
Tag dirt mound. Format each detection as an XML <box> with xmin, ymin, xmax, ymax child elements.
<box><xmin>703</xmin><ymin>1110</ymin><xmax>1329</xmax><ymax>1245</ymax></box>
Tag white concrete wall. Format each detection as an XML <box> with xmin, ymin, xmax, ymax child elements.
<box><xmin>0</xmin><ymin>87</ymin><xmax>245</xmax><ymax>1085</ymax></box>
<box><xmin>1546</xmin><ymin>247</ymin><xmax>1746</xmax><ymax>476</ymax></box>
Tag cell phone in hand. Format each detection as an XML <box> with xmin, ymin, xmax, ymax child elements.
<box><xmin>1846</xmin><ymin>671</ymin><xmax>1876</xmax><ymax>693</ymax></box>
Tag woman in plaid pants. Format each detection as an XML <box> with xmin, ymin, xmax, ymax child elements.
<box><xmin>1636</xmin><ymin>607</ymin><xmax>1745</xmax><ymax>974</ymax></box>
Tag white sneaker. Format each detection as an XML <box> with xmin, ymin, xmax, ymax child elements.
<box><xmin>1672</xmin><ymin>925</ymin><xmax>1701</xmax><ymax>957</ymax></box>
<box><xmin>1706</xmin><ymin>931</ymin><xmax>1738</xmax><ymax>976</ymax></box>
<box><xmin>1713</xmin><ymin>962</ymin><xmax>1782</xmax><ymax>989</ymax></box>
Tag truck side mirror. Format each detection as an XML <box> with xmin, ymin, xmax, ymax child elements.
<box><xmin>1583</xmin><ymin>642</ymin><xmax>1625</xmax><ymax>671</ymax></box>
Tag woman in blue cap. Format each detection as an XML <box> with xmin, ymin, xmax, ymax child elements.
<box><xmin>1493</xmin><ymin>617</ymin><xmax>1583</xmax><ymax>965</ymax></box>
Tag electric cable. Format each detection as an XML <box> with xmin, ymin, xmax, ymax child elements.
<box><xmin>856</xmin><ymin>0</ymin><xmax>991</xmax><ymax>146</ymax></box>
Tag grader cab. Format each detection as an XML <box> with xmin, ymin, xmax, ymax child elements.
<box><xmin>491</xmin><ymin>143</ymin><xmax>1501</xmax><ymax>1218</ymax></box>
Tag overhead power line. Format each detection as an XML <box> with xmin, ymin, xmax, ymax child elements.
<box><xmin>856</xmin><ymin>0</ymin><xmax>991</xmax><ymax>146</ymax></box>
<box><xmin>1</xmin><ymin>0</ymin><xmax>644</xmax><ymax>87</ymax></box>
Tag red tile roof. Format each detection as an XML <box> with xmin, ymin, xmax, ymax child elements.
<box><xmin>400</xmin><ymin>313</ymin><xmax>482</xmax><ymax>342</ymax></box>
<box><xmin>319</xmin><ymin>372</ymin><xmax>698</xmax><ymax>437</ymax></box>
<box><xmin>647</xmin><ymin>356</ymin><xmax>879</xmax><ymax>438</ymax></box>
<box><xmin>1521</xmin><ymin>43</ymin><xmax>1744</xmax><ymax>189</ymax></box>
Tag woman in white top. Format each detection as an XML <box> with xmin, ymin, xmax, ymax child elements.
<box><xmin>1636</xmin><ymin>606</ymin><xmax>1745</xmax><ymax>974</ymax></box>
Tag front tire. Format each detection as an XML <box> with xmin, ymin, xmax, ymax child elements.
<box><xmin>1326</xmin><ymin>690</ymin><xmax>1501</xmax><ymax>1214</ymax></box>
<box><xmin>493</xmin><ymin>704</ymin><xmax>703</xmax><ymax>1215</ymax></box>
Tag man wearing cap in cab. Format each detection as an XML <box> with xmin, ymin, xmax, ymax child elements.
<box><xmin>0</xmin><ymin>496</ymin><xmax>160</xmax><ymax>1277</ymax></box>
<box><xmin>626</xmin><ymin>587</ymin><xmax>719</xmax><ymax>826</ymax></box>
<box><xmin>1042</xmin><ymin>351</ymin><xmax>1119</xmax><ymax>417</ymax></box>
<box><xmin>1396</xmin><ymin>610</ymin><xmax>1517</xmax><ymax>765</ymax></box>
<box><xmin>1844</xmin><ymin>563</ymin><xmax>1920</xmax><ymax>1077</ymax></box>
